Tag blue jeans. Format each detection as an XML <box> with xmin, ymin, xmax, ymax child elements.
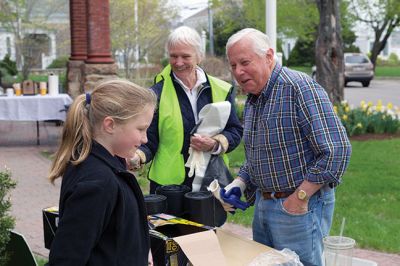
<box><xmin>252</xmin><ymin>186</ymin><xmax>335</xmax><ymax>266</ymax></box>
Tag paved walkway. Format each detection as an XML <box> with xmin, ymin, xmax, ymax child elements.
<box><xmin>1</xmin><ymin>121</ymin><xmax>399</xmax><ymax>265</ymax></box>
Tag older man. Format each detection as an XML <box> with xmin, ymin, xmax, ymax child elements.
<box><xmin>220</xmin><ymin>28</ymin><xmax>352</xmax><ymax>266</ymax></box>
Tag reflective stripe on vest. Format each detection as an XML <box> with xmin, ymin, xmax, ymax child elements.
<box><xmin>149</xmin><ymin>64</ymin><xmax>231</xmax><ymax>185</ymax></box>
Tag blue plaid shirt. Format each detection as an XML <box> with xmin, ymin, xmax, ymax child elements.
<box><xmin>238</xmin><ymin>64</ymin><xmax>351</xmax><ymax>203</ymax></box>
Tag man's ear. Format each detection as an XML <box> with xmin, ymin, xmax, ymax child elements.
<box><xmin>103</xmin><ymin>116</ymin><xmax>115</xmax><ymax>134</ymax></box>
<box><xmin>266</xmin><ymin>48</ymin><xmax>275</xmax><ymax>64</ymax></box>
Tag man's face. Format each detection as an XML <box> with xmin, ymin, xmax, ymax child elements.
<box><xmin>227</xmin><ymin>39</ymin><xmax>274</xmax><ymax>96</ymax></box>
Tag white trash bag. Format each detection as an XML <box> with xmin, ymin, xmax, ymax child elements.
<box><xmin>249</xmin><ymin>248</ymin><xmax>304</xmax><ymax>266</ymax></box>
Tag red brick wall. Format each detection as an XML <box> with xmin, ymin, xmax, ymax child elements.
<box><xmin>69</xmin><ymin>0</ymin><xmax>87</xmax><ymax>60</ymax></box>
<box><xmin>85</xmin><ymin>0</ymin><xmax>114</xmax><ymax>63</ymax></box>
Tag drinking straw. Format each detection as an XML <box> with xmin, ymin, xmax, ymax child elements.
<box><xmin>333</xmin><ymin>217</ymin><xmax>346</xmax><ymax>266</ymax></box>
<box><xmin>339</xmin><ymin>217</ymin><xmax>346</xmax><ymax>242</ymax></box>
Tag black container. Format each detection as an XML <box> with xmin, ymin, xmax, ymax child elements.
<box><xmin>42</xmin><ymin>207</ymin><xmax>59</xmax><ymax>249</ymax></box>
<box><xmin>144</xmin><ymin>194</ymin><xmax>167</xmax><ymax>215</ymax></box>
<box><xmin>184</xmin><ymin>191</ymin><xmax>227</xmax><ymax>227</ymax></box>
<box><xmin>155</xmin><ymin>185</ymin><xmax>191</xmax><ymax>217</ymax></box>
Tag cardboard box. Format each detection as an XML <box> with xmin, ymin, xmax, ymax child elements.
<box><xmin>149</xmin><ymin>213</ymin><xmax>295</xmax><ymax>266</ymax></box>
<box><xmin>149</xmin><ymin>213</ymin><xmax>214</xmax><ymax>266</ymax></box>
<box><xmin>42</xmin><ymin>206</ymin><xmax>59</xmax><ymax>249</ymax></box>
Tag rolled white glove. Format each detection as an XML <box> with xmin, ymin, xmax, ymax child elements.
<box><xmin>224</xmin><ymin>178</ymin><xmax>246</xmax><ymax>196</ymax></box>
<box><xmin>129</xmin><ymin>152</ymin><xmax>142</xmax><ymax>171</ymax></box>
<box><xmin>207</xmin><ymin>180</ymin><xmax>235</xmax><ymax>212</ymax></box>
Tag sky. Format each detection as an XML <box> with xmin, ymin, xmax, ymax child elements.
<box><xmin>173</xmin><ymin>0</ymin><xmax>208</xmax><ymax>20</ymax></box>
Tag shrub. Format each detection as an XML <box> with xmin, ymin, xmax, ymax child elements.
<box><xmin>0</xmin><ymin>74</ymin><xmax>17</xmax><ymax>88</ymax></box>
<box><xmin>0</xmin><ymin>55</ymin><xmax>18</xmax><ymax>76</ymax></box>
<box><xmin>199</xmin><ymin>56</ymin><xmax>230</xmax><ymax>79</ymax></box>
<box><xmin>286</xmin><ymin>38</ymin><xmax>315</xmax><ymax>67</ymax></box>
<box><xmin>376</xmin><ymin>53</ymin><xmax>400</xmax><ymax>66</ymax></box>
<box><xmin>235</xmin><ymin>99</ymin><xmax>245</xmax><ymax>123</ymax></box>
<box><xmin>0</xmin><ymin>169</ymin><xmax>16</xmax><ymax>265</ymax></box>
<box><xmin>47</xmin><ymin>56</ymin><xmax>69</xmax><ymax>69</ymax></box>
<box><xmin>335</xmin><ymin>101</ymin><xmax>400</xmax><ymax>136</ymax></box>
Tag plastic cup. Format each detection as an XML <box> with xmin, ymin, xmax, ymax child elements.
<box><xmin>6</xmin><ymin>88</ymin><xmax>14</xmax><ymax>97</ymax></box>
<box><xmin>323</xmin><ymin>236</ymin><xmax>356</xmax><ymax>266</ymax></box>
<box><xmin>40</xmin><ymin>82</ymin><xmax>47</xmax><ymax>95</ymax></box>
<box><xmin>13</xmin><ymin>83</ymin><xmax>21</xmax><ymax>96</ymax></box>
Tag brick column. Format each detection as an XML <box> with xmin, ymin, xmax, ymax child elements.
<box><xmin>69</xmin><ymin>0</ymin><xmax>87</xmax><ymax>60</ymax></box>
<box><xmin>85</xmin><ymin>0</ymin><xmax>114</xmax><ymax>64</ymax></box>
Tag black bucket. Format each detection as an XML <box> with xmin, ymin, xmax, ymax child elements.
<box><xmin>155</xmin><ymin>185</ymin><xmax>191</xmax><ymax>217</ymax></box>
<box><xmin>184</xmin><ymin>191</ymin><xmax>227</xmax><ymax>227</ymax></box>
<box><xmin>144</xmin><ymin>194</ymin><xmax>167</xmax><ymax>215</ymax></box>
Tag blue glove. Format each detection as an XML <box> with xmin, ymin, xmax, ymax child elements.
<box><xmin>220</xmin><ymin>187</ymin><xmax>249</xmax><ymax>212</ymax></box>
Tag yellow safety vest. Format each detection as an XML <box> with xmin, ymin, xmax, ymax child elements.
<box><xmin>149</xmin><ymin>64</ymin><xmax>231</xmax><ymax>185</ymax></box>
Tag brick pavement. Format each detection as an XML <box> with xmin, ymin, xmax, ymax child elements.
<box><xmin>1</xmin><ymin>120</ymin><xmax>399</xmax><ymax>265</ymax></box>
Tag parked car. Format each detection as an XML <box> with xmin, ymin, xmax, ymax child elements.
<box><xmin>311</xmin><ymin>53</ymin><xmax>374</xmax><ymax>87</ymax></box>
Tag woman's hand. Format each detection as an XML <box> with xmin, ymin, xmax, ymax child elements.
<box><xmin>128</xmin><ymin>153</ymin><xmax>142</xmax><ymax>171</ymax></box>
<box><xmin>190</xmin><ymin>134</ymin><xmax>217</xmax><ymax>152</ymax></box>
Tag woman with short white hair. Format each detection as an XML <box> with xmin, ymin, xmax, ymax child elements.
<box><xmin>132</xmin><ymin>26</ymin><xmax>243</xmax><ymax>193</ymax></box>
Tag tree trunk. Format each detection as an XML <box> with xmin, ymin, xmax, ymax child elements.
<box><xmin>315</xmin><ymin>0</ymin><xmax>344</xmax><ymax>104</ymax></box>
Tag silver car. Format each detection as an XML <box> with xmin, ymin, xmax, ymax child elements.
<box><xmin>311</xmin><ymin>53</ymin><xmax>374</xmax><ymax>87</ymax></box>
<box><xmin>344</xmin><ymin>53</ymin><xmax>374</xmax><ymax>87</ymax></box>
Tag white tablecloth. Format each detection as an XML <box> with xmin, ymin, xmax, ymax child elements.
<box><xmin>0</xmin><ymin>94</ymin><xmax>73</xmax><ymax>121</ymax></box>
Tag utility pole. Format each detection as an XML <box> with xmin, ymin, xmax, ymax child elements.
<box><xmin>265</xmin><ymin>0</ymin><xmax>276</xmax><ymax>51</ymax></box>
<box><xmin>208</xmin><ymin>0</ymin><xmax>214</xmax><ymax>56</ymax></box>
<box><xmin>266</xmin><ymin>0</ymin><xmax>282</xmax><ymax>64</ymax></box>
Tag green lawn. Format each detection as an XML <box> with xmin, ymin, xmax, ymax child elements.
<box><xmin>374</xmin><ymin>66</ymin><xmax>400</xmax><ymax>77</ymax></box>
<box><xmin>226</xmin><ymin>138</ymin><xmax>400</xmax><ymax>253</ymax></box>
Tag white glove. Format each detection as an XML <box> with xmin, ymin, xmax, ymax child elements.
<box><xmin>185</xmin><ymin>148</ymin><xmax>205</xmax><ymax>177</ymax></box>
<box><xmin>224</xmin><ymin>178</ymin><xmax>247</xmax><ymax>196</ymax></box>
<box><xmin>208</xmin><ymin>180</ymin><xmax>235</xmax><ymax>212</ymax></box>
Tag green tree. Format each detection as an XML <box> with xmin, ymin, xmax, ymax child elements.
<box><xmin>0</xmin><ymin>0</ymin><xmax>68</xmax><ymax>79</ymax></box>
<box><xmin>213</xmin><ymin>0</ymin><xmax>250</xmax><ymax>56</ymax></box>
<box><xmin>349</xmin><ymin>0</ymin><xmax>400</xmax><ymax>67</ymax></box>
<box><xmin>213</xmin><ymin>0</ymin><xmax>356</xmax><ymax>63</ymax></box>
<box><xmin>110</xmin><ymin>0</ymin><xmax>177</xmax><ymax>79</ymax></box>
<box><xmin>341</xmin><ymin>0</ymin><xmax>359</xmax><ymax>52</ymax></box>
<box><xmin>286</xmin><ymin>36</ymin><xmax>316</xmax><ymax>66</ymax></box>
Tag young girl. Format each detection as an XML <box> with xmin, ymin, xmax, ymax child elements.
<box><xmin>47</xmin><ymin>79</ymin><xmax>156</xmax><ymax>265</ymax></box>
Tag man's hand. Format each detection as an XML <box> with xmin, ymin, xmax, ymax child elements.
<box><xmin>207</xmin><ymin>180</ymin><xmax>235</xmax><ymax>212</ymax></box>
<box><xmin>219</xmin><ymin>178</ymin><xmax>249</xmax><ymax>212</ymax></box>
<box><xmin>190</xmin><ymin>134</ymin><xmax>218</xmax><ymax>152</ymax></box>
<box><xmin>224</xmin><ymin>178</ymin><xmax>246</xmax><ymax>196</ymax></box>
<box><xmin>282</xmin><ymin>194</ymin><xmax>309</xmax><ymax>214</ymax></box>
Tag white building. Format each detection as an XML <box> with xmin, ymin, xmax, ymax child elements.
<box><xmin>355</xmin><ymin>28</ymin><xmax>400</xmax><ymax>59</ymax></box>
<box><xmin>0</xmin><ymin>0</ymin><xmax>69</xmax><ymax>69</ymax></box>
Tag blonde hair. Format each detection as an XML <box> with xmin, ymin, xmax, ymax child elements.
<box><xmin>49</xmin><ymin>79</ymin><xmax>157</xmax><ymax>183</ymax></box>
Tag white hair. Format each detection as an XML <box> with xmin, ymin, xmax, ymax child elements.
<box><xmin>166</xmin><ymin>26</ymin><xmax>204</xmax><ymax>61</ymax></box>
<box><xmin>226</xmin><ymin>28</ymin><xmax>273</xmax><ymax>60</ymax></box>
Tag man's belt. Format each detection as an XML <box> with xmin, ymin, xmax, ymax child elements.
<box><xmin>262</xmin><ymin>191</ymin><xmax>294</xmax><ymax>200</ymax></box>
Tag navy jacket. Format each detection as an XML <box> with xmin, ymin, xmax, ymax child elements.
<box><xmin>139</xmin><ymin>71</ymin><xmax>243</xmax><ymax>186</ymax></box>
<box><xmin>47</xmin><ymin>142</ymin><xmax>149</xmax><ymax>266</ymax></box>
